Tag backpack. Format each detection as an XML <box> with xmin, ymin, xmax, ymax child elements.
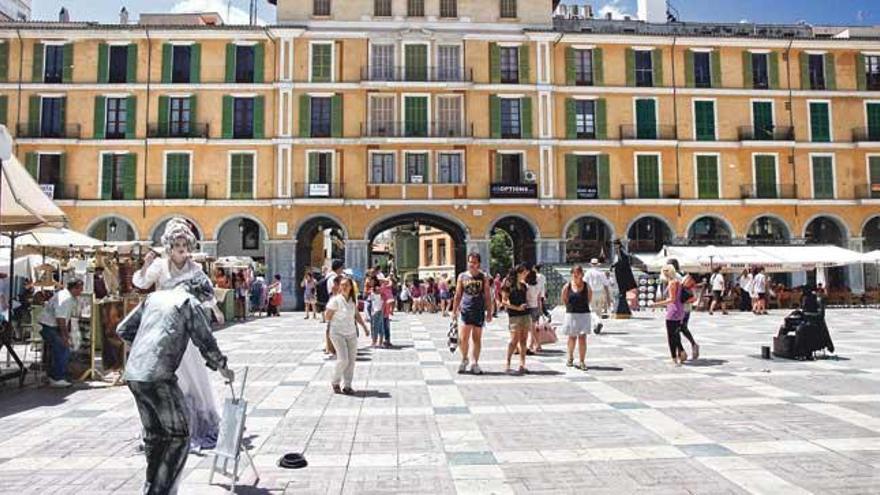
<box><xmin>679</xmin><ymin>285</ymin><xmax>693</xmax><ymax>304</ymax></box>
<box><xmin>317</xmin><ymin>274</ymin><xmax>331</xmax><ymax>304</ymax></box>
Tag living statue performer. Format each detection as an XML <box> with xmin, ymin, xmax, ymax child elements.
<box><xmin>612</xmin><ymin>239</ymin><xmax>639</xmax><ymax>318</ymax></box>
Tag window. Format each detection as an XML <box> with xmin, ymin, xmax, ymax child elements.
<box><xmin>233</xmin><ymin>97</ymin><xmax>255</xmax><ymax>139</ymax></box>
<box><xmin>574</xmin><ymin>100</ymin><xmax>595</xmax><ymax>139</ymax></box>
<box><xmin>574</xmin><ymin>49</ymin><xmax>593</xmax><ymax>86</ymax></box>
<box><xmin>404</xmin><ymin>96</ymin><xmax>428</xmax><ymax>137</ymax></box>
<box><xmin>635</xmin><ymin>98</ymin><xmax>657</xmax><ymax>139</ymax></box>
<box><xmin>436</xmin><ymin>96</ymin><xmax>462</xmax><ymax>137</ymax></box>
<box><xmin>235</xmin><ymin>45</ymin><xmax>255</xmax><ymax>83</ymax></box>
<box><xmin>752</xmin><ymin>101</ymin><xmax>773</xmax><ymax>140</ymax></box>
<box><xmin>425</xmin><ymin>239</ymin><xmax>434</xmax><ymax>265</ymax></box>
<box><xmin>866</xmin><ymin>55</ymin><xmax>880</xmax><ymax>90</ymax></box>
<box><xmin>404</xmin><ymin>44</ymin><xmax>428</xmax><ymax>81</ymax></box>
<box><xmin>500</xmin><ymin>47</ymin><xmax>519</xmax><ymax>84</ymax></box>
<box><xmin>108</xmin><ymin>45</ymin><xmax>129</xmax><ymax>84</ymax></box>
<box><xmin>754</xmin><ymin>155</ymin><xmax>777</xmax><ymax>198</ymax></box>
<box><xmin>165</xmin><ymin>153</ymin><xmax>190</xmax><ymax>199</ymax></box>
<box><xmin>313</xmin><ymin>0</ymin><xmax>331</xmax><ymax>16</ymax></box>
<box><xmin>229</xmin><ymin>153</ymin><xmax>254</xmax><ymax>199</ymax></box>
<box><xmin>440</xmin><ymin>0</ymin><xmax>457</xmax><ymax>18</ymax></box>
<box><xmin>374</xmin><ymin>0</ymin><xmax>391</xmax><ymax>16</ymax></box>
<box><xmin>870</xmin><ymin>156</ymin><xmax>880</xmax><ymax>198</ymax></box>
<box><xmin>808</xmin><ymin>54</ymin><xmax>826</xmax><ymax>90</ymax></box>
<box><xmin>809</xmin><ymin>101</ymin><xmax>831</xmax><ymax>142</ymax></box>
<box><xmin>169</xmin><ymin>97</ymin><xmax>191</xmax><ymax>137</ymax></box>
<box><xmin>498</xmin><ymin>153</ymin><xmax>522</xmax><ymax>183</ymax></box>
<box><xmin>370</xmin><ymin>153</ymin><xmax>395</xmax><ymax>183</ymax></box>
<box><xmin>171</xmin><ymin>45</ymin><xmax>191</xmax><ymax>84</ymax></box>
<box><xmin>102</xmin><ymin>154</ymin><xmax>130</xmax><ymax>200</ymax></box>
<box><xmin>868</xmin><ymin>103</ymin><xmax>880</xmax><ymax>141</ymax></box>
<box><xmin>369</xmin><ymin>95</ymin><xmax>395</xmax><ymax>136</ymax></box>
<box><xmin>752</xmin><ymin>53</ymin><xmax>769</xmax><ymax>89</ymax></box>
<box><xmin>105</xmin><ymin>97</ymin><xmax>128</xmax><ymax>139</ymax></box>
<box><xmin>407</xmin><ymin>0</ymin><xmax>424</xmax><ymax>17</ymax></box>
<box><xmin>37</xmin><ymin>154</ymin><xmax>62</xmax><ymax>188</ymax></box>
<box><xmin>696</xmin><ymin>155</ymin><xmax>719</xmax><ymax>199</ymax></box>
<box><xmin>636</xmin><ymin>154</ymin><xmax>660</xmax><ymax>198</ymax></box>
<box><xmin>438</xmin><ymin>239</ymin><xmax>447</xmax><ymax>265</ymax></box>
<box><xmin>406</xmin><ymin>153</ymin><xmax>428</xmax><ymax>183</ymax></box>
<box><xmin>438</xmin><ymin>153</ymin><xmax>463</xmax><ymax>183</ymax></box>
<box><xmin>693</xmin><ymin>51</ymin><xmax>711</xmax><ymax>88</ymax></box>
<box><xmin>437</xmin><ymin>45</ymin><xmax>461</xmax><ymax>81</ymax></box>
<box><xmin>694</xmin><ymin>100</ymin><xmax>716</xmax><ymax>141</ymax></box>
<box><xmin>500</xmin><ymin>98</ymin><xmax>521</xmax><ymax>138</ymax></box>
<box><xmin>241</xmin><ymin>219</ymin><xmax>260</xmax><ymax>250</ymax></box>
<box><xmin>40</xmin><ymin>97</ymin><xmax>64</xmax><ymax>138</ymax></box>
<box><xmin>310</xmin><ymin>97</ymin><xmax>332</xmax><ymax>138</ymax></box>
<box><xmin>635</xmin><ymin>50</ymin><xmax>653</xmax><ymax>87</ymax></box>
<box><xmin>575</xmin><ymin>155</ymin><xmax>598</xmax><ymax>199</ymax></box>
<box><xmin>44</xmin><ymin>45</ymin><xmax>63</xmax><ymax>83</ymax></box>
<box><xmin>812</xmin><ymin>155</ymin><xmax>834</xmax><ymax>199</ymax></box>
<box><xmin>500</xmin><ymin>0</ymin><xmax>517</xmax><ymax>18</ymax></box>
<box><xmin>311</xmin><ymin>43</ymin><xmax>332</xmax><ymax>82</ymax></box>
<box><xmin>309</xmin><ymin>152</ymin><xmax>332</xmax><ymax>184</ymax></box>
<box><xmin>370</xmin><ymin>44</ymin><xmax>394</xmax><ymax>81</ymax></box>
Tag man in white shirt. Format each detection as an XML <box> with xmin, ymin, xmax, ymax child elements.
<box><xmin>753</xmin><ymin>266</ymin><xmax>768</xmax><ymax>315</ymax></box>
<box><xmin>39</xmin><ymin>279</ymin><xmax>84</xmax><ymax>388</ymax></box>
<box><xmin>585</xmin><ymin>259</ymin><xmax>611</xmax><ymax>334</ymax></box>
<box><xmin>709</xmin><ymin>266</ymin><xmax>728</xmax><ymax>315</ymax></box>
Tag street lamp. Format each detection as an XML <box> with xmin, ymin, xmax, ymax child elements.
<box><xmin>109</xmin><ymin>219</ymin><xmax>118</xmax><ymax>234</ymax></box>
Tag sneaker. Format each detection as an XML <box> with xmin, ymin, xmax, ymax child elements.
<box><xmin>470</xmin><ymin>364</ymin><xmax>483</xmax><ymax>375</ymax></box>
<box><xmin>593</xmin><ymin>323</ymin><xmax>603</xmax><ymax>335</ymax></box>
<box><xmin>458</xmin><ymin>359</ymin><xmax>469</xmax><ymax>374</ymax></box>
<box><xmin>49</xmin><ymin>378</ymin><xmax>72</xmax><ymax>388</ymax></box>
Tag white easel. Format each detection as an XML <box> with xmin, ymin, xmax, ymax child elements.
<box><xmin>209</xmin><ymin>366</ymin><xmax>259</xmax><ymax>493</ymax></box>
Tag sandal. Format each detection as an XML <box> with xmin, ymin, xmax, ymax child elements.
<box><xmin>518</xmin><ymin>367</ymin><xmax>529</xmax><ymax>375</ymax></box>
<box><xmin>332</xmin><ymin>384</ymin><xmax>342</xmax><ymax>394</ymax></box>
<box><xmin>566</xmin><ymin>359</ymin><xmax>574</xmax><ymax>367</ymax></box>
<box><xmin>342</xmin><ymin>387</ymin><xmax>355</xmax><ymax>395</ymax></box>
<box><xmin>573</xmin><ymin>362</ymin><xmax>584</xmax><ymax>370</ymax></box>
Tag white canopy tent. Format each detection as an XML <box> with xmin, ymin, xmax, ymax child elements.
<box><xmin>0</xmin><ymin>226</ymin><xmax>104</xmax><ymax>250</ymax></box>
<box><xmin>637</xmin><ymin>245</ymin><xmax>866</xmax><ymax>273</ymax></box>
<box><xmin>862</xmin><ymin>250</ymin><xmax>880</xmax><ymax>263</ymax></box>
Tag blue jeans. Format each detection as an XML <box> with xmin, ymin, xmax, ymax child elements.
<box><xmin>41</xmin><ymin>324</ymin><xmax>70</xmax><ymax>381</ymax></box>
<box><xmin>370</xmin><ymin>312</ymin><xmax>384</xmax><ymax>342</ymax></box>
<box><xmin>383</xmin><ymin>317</ymin><xmax>391</xmax><ymax>342</ymax></box>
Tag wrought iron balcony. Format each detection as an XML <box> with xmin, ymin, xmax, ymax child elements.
<box><xmin>145</xmin><ymin>184</ymin><xmax>208</xmax><ymax>200</ymax></box>
<box><xmin>294</xmin><ymin>182</ymin><xmax>345</xmax><ymax>199</ymax></box>
<box><xmin>855</xmin><ymin>184</ymin><xmax>880</xmax><ymax>200</ymax></box>
<box><xmin>16</xmin><ymin>123</ymin><xmax>81</xmax><ymax>139</ymax></box>
<box><xmin>853</xmin><ymin>127</ymin><xmax>880</xmax><ymax>143</ymax></box>
<box><xmin>360</xmin><ymin>66</ymin><xmax>473</xmax><ymax>83</ymax></box>
<box><xmin>738</xmin><ymin>125</ymin><xmax>794</xmax><ymax>141</ymax></box>
<box><xmin>739</xmin><ymin>184</ymin><xmax>798</xmax><ymax>199</ymax></box>
<box><xmin>619</xmin><ymin>124</ymin><xmax>677</xmax><ymax>140</ymax></box>
<box><xmin>147</xmin><ymin>123</ymin><xmax>210</xmax><ymax>139</ymax></box>
<box><xmin>360</xmin><ymin>121</ymin><xmax>473</xmax><ymax>138</ymax></box>
<box><xmin>620</xmin><ymin>184</ymin><xmax>680</xmax><ymax>199</ymax></box>
<box><xmin>38</xmin><ymin>183</ymin><xmax>78</xmax><ymax>200</ymax></box>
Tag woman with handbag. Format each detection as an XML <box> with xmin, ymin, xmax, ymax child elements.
<box><xmin>325</xmin><ymin>277</ymin><xmax>369</xmax><ymax>394</ymax></box>
<box><xmin>561</xmin><ymin>265</ymin><xmax>591</xmax><ymax>370</ymax></box>
<box><xmin>501</xmin><ymin>264</ymin><xmax>531</xmax><ymax>375</ymax></box>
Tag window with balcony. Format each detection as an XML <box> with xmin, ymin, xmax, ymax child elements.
<box><xmin>40</xmin><ymin>97</ymin><xmax>64</xmax><ymax>138</ymax></box>
<box><xmin>313</xmin><ymin>0</ymin><xmax>331</xmax><ymax>16</ymax></box>
<box><xmin>233</xmin><ymin>97</ymin><xmax>255</xmax><ymax>139</ymax></box>
<box><xmin>436</xmin><ymin>95</ymin><xmax>462</xmax><ymax>137</ymax></box>
<box><xmin>694</xmin><ymin>100</ymin><xmax>716</xmax><ymax>141</ymax></box>
<box><xmin>165</xmin><ymin>153</ymin><xmax>190</xmax><ymax>199</ymax></box>
<box><xmin>500</xmin><ymin>0</ymin><xmax>517</xmax><ymax>18</ymax></box>
<box><xmin>404</xmin><ymin>44</ymin><xmax>428</xmax><ymax>81</ymax></box>
<box><xmin>693</xmin><ymin>51</ymin><xmax>711</xmax><ymax>88</ymax></box>
<box><xmin>870</xmin><ymin>157</ymin><xmax>880</xmax><ymax>198</ymax></box>
<box><xmin>437</xmin><ymin>45</ymin><xmax>461</xmax><ymax>81</ymax></box>
<box><xmin>500</xmin><ymin>98</ymin><xmax>521</xmax><ymax>138</ymax></box>
<box><xmin>369</xmin><ymin>95</ymin><xmax>395</xmax><ymax>136</ymax></box>
<box><xmin>101</xmin><ymin>153</ymin><xmax>135</xmax><ymax>200</ymax></box>
<box><xmin>752</xmin><ymin>101</ymin><xmax>774</xmax><ymax>140</ymax></box>
<box><xmin>440</xmin><ymin>0</ymin><xmax>457</xmax><ymax>18</ymax></box>
<box><xmin>37</xmin><ymin>154</ymin><xmax>63</xmax><ymax>193</ymax></box>
<box><xmin>868</xmin><ymin>103</ymin><xmax>880</xmax><ymax>141</ymax></box>
<box><xmin>809</xmin><ymin>101</ymin><xmax>831</xmax><ymax>142</ymax></box>
<box><xmin>575</xmin><ymin>100</ymin><xmax>596</xmax><ymax>139</ymax></box>
<box><xmin>754</xmin><ymin>155</ymin><xmax>777</xmax><ymax>198</ymax></box>
<box><xmin>169</xmin><ymin>97</ymin><xmax>191</xmax><ymax>137</ymax></box>
<box><xmin>574</xmin><ymin>49</ymin><xmax>593</xmax><ymax>86</ymax></box>
<box><xmin>406</xmin><ymin>153</ymin><xmax>428</xmax><ymax>183</ymax></box>
<box><xmin>808</xmin><ymin>54</ymin><xmax>826</xmax><ymax>90</ymax></box>
<box><xmin>497</xmin><ymin>153</ymin><xmax>522</xmax><ymax>183</ymax></box>
<box><xmin>171</xmin><ymin>45</ymin><xmax>191</xmax><ymax>83</ymax></box>
<box><xmin>635</xmin><ymin>50</ymin><xmax>653</xmax><ymax>87</ymax></box>
<box><xmin>635</xmin><ymin>98</ymin><xmax>657</xmax><ymax>140</ymax></box>
<box><xmin>310</xmin><ymin>97</ymin><xmax>332</xmax><ymax>138</ymax></box>
<box><xmin>105</xmin><ymin>97</ymin><xmax>128</xmax><ymax>139</ymax></box>
<box><xmin>437</xmin><ymin>153</ymin><xmax>463</xmax><ymax>183</ymax></box>
<box><xmin>404</xmin><ymin>96</ymin><xmax>428</xmax><ymax>137</ymax></box>
<box><xmin>229</xmin><ymin>153</ymin><xmax>255</xmax><ymax>199</ymax></box>
<box><xmin>811</xmin><ymin>155</ymin><xmax>834</xmax><ymax>199</ymax></box>
<box><xmin>374</xmin><ymin>0</ymin><xmax>391</xmax><ymax>16</ymax></box>
<box><xmin>500</xmin><ymin>47</ymin><xmax>519</xmax><ymax>84</ymax></box>
<box><xmin>234</xmin><ymin>45</ymin><xmax>255</xmax><ymax>83</ymax></box>
<box><xmin>636</xmin><ymin>154</ymin><xmax>660</xmax><ymax>198</ymax></box>
<box><xmin>108</xmin><ymin>45</ymin><xmax>129</xmax><ymax>84</ymax></box>
<box><xmin>43</xmin><ymin>45</ymin><xmax>64</xmax><ymax>83</ymax></box>
<box><xmin>308</xmin><ymin>152</ymin><xmax>333</xmax><ymax>191</ymax></box>
<box><xmin>370</xmin><ymin>44</ymin><xmax>394</xmax><ymax>80</ymax></box>
<box><xmin>696</xmin><ymin>155</ymin><xmax>719</xmax><ymax>199</ymax></box>
<box><xmin>407</xmin><ymin>0</ymin><xmax>424</xmax><ymax>17</ymax></box>
<box><xmin>311</xmin><ymin>43</ymin><xmax>332</xmax><ymax>82</ymax></box>
<box><xmin>370</xmin><ymin>153</ymin><xmax>395</xmax><ymax>183</ymax></box>
<box><xmin>866</xmin><ymin>55</ymin><xmax>880</xmax><ymax>90</ymax></box>
<box><xmin>752</xmin><ymin>53</ymin><xmax>769</xmax><ymax>89</ymax></box>
<box><xmin>574</xmin><ymin>155</ymin><xmax>598</xmax><ymax>199</ymax></box>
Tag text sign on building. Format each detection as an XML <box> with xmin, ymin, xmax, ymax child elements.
<box><xmin>309</xmin><ymin>183</ymin><xmax>330</xmax><ymax>197</ymax></box>
<box><xmin>490</xmin><ymin>183</ymin><xmax>537</xmax><ymax>199</ymax></box>
<box><xmin>577</xmin><ymin>186</ymin><xmax>598</xmax><ymax>199</ymax></box>
<box><xmin>40</xmin><ymin>184</ymin><xmax>55</xmax><ymax>199</ymax></box>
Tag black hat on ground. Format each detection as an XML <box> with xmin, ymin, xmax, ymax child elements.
<box><xmin>278</xmin><ymin>452</ymin><xmax>308</xmax><ymax>469</ymax></box>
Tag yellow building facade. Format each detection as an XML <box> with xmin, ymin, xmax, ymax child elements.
<box><xmin>2</xmin><ymin>0</ymin><xmax>880</xmax><ymax>306</ymax></box>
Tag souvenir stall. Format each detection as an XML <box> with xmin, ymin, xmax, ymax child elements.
<box><xmin>212</xmin><ymin>256</ymin><xmax>256</xmax><ymax>322</ymax></box>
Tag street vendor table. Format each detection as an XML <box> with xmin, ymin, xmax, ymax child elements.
<box><xmin>215</xmin><ymin>288</ymin><xmax>234</xmax><ymax>322</ymax></box>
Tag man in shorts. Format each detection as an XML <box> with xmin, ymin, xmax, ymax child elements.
<box><xmin>708</xmin><ymin>266</ymin><xmax>728</xmax><ymax>315</ymax></box>
<box><xmin>451</xmin><ymin>252</ymin><xmax>493</xmax><ymax>375</ymax></box>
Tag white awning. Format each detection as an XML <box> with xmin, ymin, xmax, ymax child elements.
<box><xmin>637</xmin><ymin>245</ymin><xmax>866</xmax><ymax>273</ymax></box>
<box><xmin>863</xmin><ymin>250</ymin><xmax>880</xmax><ymax>263</ymax></box>
<box><xmin>1</xmin><ymin>227</ymin><xmax>104</xmax><ymax>249</ymax></box>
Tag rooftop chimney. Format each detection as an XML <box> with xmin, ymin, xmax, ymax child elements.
<box><xmin>120</xmin><ymin>7</ymin><xmax>129</xmax><ymax>24</ymax></box>
<box><xmin>638</xmin><ymin>0</ymin><xmax>667</xmax><ymax>23</ymax></box>
<box><xmin>59</xmin><ymin>7</ymin><xmax>70</xmax><ymax>22</ymax></box>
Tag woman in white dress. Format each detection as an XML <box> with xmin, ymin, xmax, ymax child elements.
<box><xmin>132</xmin><ymin>218</ymin><xmax>223</xmax><ymax>451</ymax></box>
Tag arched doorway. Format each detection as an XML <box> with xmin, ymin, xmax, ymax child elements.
<box><xmin>216</xmin><ymin>217</ymin><xmax>267</xmax><ymax>262</ymax></box>
<box><xmin>688</xmin><ymin>216</ymin><xmax>733</xmax><ymax>245</ymax></box>
<box><xmin>747</xmin><ymin>216</ymin><xmax>791</xmax><ymax>245</ymax></box>
<box><xmin>490</xmin><ymin>216</ymin><xmax>537</xmax><ymax>272</ymax></box>
<box><xmin>864</xmin><ymin>216</ymin><xmax>880</xmax><ymax>289</ymax></box>
<box><xmin>805</xmin><ymin>216</ymin><xmax>847</xmax><ymax>289</ymax></box>
<box><xmin>294</xmin><ymin>216</ymin><xmax>346</xmax><ymax>309</ymax></box>
<box><xmin>151</xmin><ymin>217</ymin><xmax>202</xmax><ymax>246</ymax></box>
<box><xmin>565</xmin><ymin>216</ymin><xmax>612</xmax><ymax>263</ymax></box>
<box><xmin>626</xmin><ymin>216</ymin><xmax>673</xmax><ymax>253</ymax></box>
<box><xmin>88</xmin><ymin>216</ymin><xmax>137</xmax><ymax>242</ymax></box>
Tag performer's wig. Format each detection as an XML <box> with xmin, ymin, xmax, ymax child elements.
<box><xmin>160</xmin><ymin>218</ymin><xmax>197</xmax><ymax>255</ymax></box>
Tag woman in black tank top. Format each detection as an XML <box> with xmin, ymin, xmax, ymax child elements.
<box><xmin>561</xmin><ymin>265</ymin><xmax>592</xmax><ymax>370</ymax></box>
<box><xmin>502</xmin><ymin>264</ymin><xmax>532</xmax><ymax>375</ymax></box>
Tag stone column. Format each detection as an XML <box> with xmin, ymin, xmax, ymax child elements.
<box><xmin>536</xmin><ymin>238</ymin><xmax>564</xmax><ymax>265</ymax></box>
<box><xmin>345</xmin><ymin>239</ymin><xmax>370</xmax><ymax>281</ymax></box>
<box><xmin>465</xmin><ymin>238</ymin><xmax>490</xmax><ymax>272</ymax></box>
<box><xmin>266</xmin><ymin>240</ymin><xmax>297</xmax><ymax>310</ymax></box>
<box><xmin>848</xmin><ymin>237</ymin><xmax>865</xmax><ymax>295</ymax></box>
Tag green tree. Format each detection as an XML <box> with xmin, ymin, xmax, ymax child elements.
<box><xmin>489</xmin><ymin>229</ymin><xmax>513</xmax><ymax>277</ymax></box>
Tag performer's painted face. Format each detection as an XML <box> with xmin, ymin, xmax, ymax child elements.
<box><xmin>170</xmin><ymin>239</ymin><xmax>190</xmax><ymax>266</ymax></box>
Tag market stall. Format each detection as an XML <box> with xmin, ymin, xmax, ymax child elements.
<box><xmin>213</xmin><ymin>256</ymin><xmax>256</xmax><ymax>321</ymax></box>
<box><xmin>637</xmin><ymin>245</ymin><xmax>865</xmax><ymax>273</ymax></box>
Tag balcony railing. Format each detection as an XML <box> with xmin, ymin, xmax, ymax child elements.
<box><xmin>738</xmin><ymin>125</ymin><xmax>795</xmax><ymax>141</ymax></box>
<box><xmin>855</xmin><ymin>184</ymin><xmax>880</xmax><ymax>200</ymax></box>
<box><xmin>38</xmin><ymin>183</ymin><xmax>78</xmax><ymax>200</ymax></box>
<box><xmin>147</xmin><ymin>123</ymin><xmax>210</xmax><ymax>139</ymax></box>
<box><xmin>16</xmin><ymin>123</ymin><xmax>81</xmax><ymax>139</ymax></box>
<box><xmin>145</xmin><ymin>184</ymin><xmax>208</xmax><ymax>200</ymax></box>
<box><xmin>740</xmin><ymin>184</ymin><xmax>798</xmax><ymax>199</ymax></box>
<box><xmin>294</xmin><ymin>182</ymin><xmax>345</xmax><ymax>199</ymax></box>
<box><xmin>489</xmin><ymin>182</ymin><xmax>537</xmax><ymax>199</ymax></box>
<box><xmin>621</xmin><ymin>184</ymin><xmax>680</xmax><ymax>199</ymax></box>
<box><xmin>360</xmin><ymin>66</ymin><xmax>473</xmax><ymax>83</ymax></box>
<box><xmin>360</xmin><ymin>121</ymin><xmax>473</xmax><ymax>138</ymax></box>
<box><xmin>853</xmin><ymin>127</ymin><xmax>880</xmax><ymax>143</ymax></box>
<box><xmin>619</xmin><ymin>125</ymin><xmax>677</xmax><ymax>140</ymax></box>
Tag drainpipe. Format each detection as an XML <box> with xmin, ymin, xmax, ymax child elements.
<box><xmin>143</xmin><ymin>27</ymin><xmax>152</xmax><ymax>220</ymax></box>
<box><xmin>14</xmin><ymin>28</ymin><xmax>23</xmax><ymax>156</ymax></box>
<box><xmin>784</xmin><ymin>37</ymin><xmax>796</xmax><ymax>221</ymax></box>
<box><xmin>671</xmin><ymin>34</ymin><xmax>680</xmax><ymax>221</ymax></box>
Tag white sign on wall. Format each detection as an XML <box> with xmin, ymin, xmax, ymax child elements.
<box><xmin>40</xmin><ymin>184</ymin><xmax>55</xmax><ymax>199</ymax></box>
<box><xmin>309</xmin><ymin>183</ymin><xmax>330</xmax><ymax>197</ymax></box>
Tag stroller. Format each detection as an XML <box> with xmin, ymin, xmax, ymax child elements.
<box><xmin>773</xmin><ymin>302</ymin><xmax>835</xmax><ymax>360</ymax></box>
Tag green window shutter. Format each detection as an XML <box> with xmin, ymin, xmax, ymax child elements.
<box><xmin>312</xmin><ymin>44</ymin><xmax>331</xmax><ymax>82</ymax></box>
<box><xmin>125</xmin><ymin>96</ymin><xmax>137</xmax><ymax>139</ymax></box>
<box><xmin>685</xmin><ymin>50</ymin><xmax>694</xmax><ymax>88</ymax></box>
<box><xmin>493</xmin><ymin>152</ymin><xmax>502</xmax><ymax>182</ymax></box>
<box><xmin>166</xmin><ymin>154</ymin><xmax>190</xmax><ymax>199</ymax></box>
<box><xmin>58</xmin><ymin>153</ymin><xmax>66</xmax><ymax>186</ymax></box>
<box><xmin>635</xmin><ymin>98</ymin><xmax>657</xmax><ymax>139</ymax></box>
<box><xmin>32</xmin><ymin>42</ymin><xmax>44</xmax><ymax>82</ymax></box>
<box><xmin>101</xmin><ymin>154</ymin><xmax>113</xmax><ymax>199</ymax></box>
<box><xmin>0</xmin><ymin>95</ymin><xmax>7</xmax><ymax>126</ymax></box>
<box><xmin>595</xmin><ymin>99</ymin><xmax>607</xmax><ymax>139</ymax></box>
<box><xmin>857</xmin><ymin>54</ymin><xmax>867</xmax><ymax>91</ymax></box>
<box><xmin>597</xmin><ymin>154</ymin><xmax>610</xmax><ymax>199</ymax></box>
<box><xmin>799</xmin><ymin>52</ymin><xmax>809</xmax><ymax>89</ymax></box>
<box><xmin>254</xmin><ymin>42</ymin><xmax>265</xmax><ymax>83</ymax></box>
<box><xmin>867</xmin><ymin>103</ymin><xmax>880</xmax><ymax>140</ymax></box>
<box><xmin>225</xmin><ymin>43</ymin><xmax>236</xmax><ymax>83</ymax></box>
<box><xmin>62</xmin><ymin>43</ymin><xmax>74</xmax><ymax>83</ymax></box>
<box><xmin>93</xmin><ymin>96</ymin><xmax>106</xmax><ymax>139</ymax></box>
<box><xmin>59</xmin><ymin>96</ymin><xmax>67</xmax><ymax>129</ymax></box>
<box><xmin>520</xmin><ymin>97</ymin><xmax>532</xmax><ymax>139</ymax></box>
<box><xmin>809</xmin><ymin>102</ymin><xmax>830</xmax><ymax>142</ymax></box>
<box><xmin>161</xmin><ymin>43</ymin><xmax>172</xmax><ymax>83</ymax></box>
<box><xmin>489</xmin><ymin>95</ymin><xmax>500</xmax><ymax>138</ymax></box>
<box><xmin>565</xmin><ymin>98</ymin><xmax>576</xmax><ymax>140</ymax></box>
<box><xmin>637</xmin><ymin>155</ymin><xmax>660</xmax><ymax>198</ymax></box>
<box><xmin>97</xmin><ymin>43</ymin><xmax>109</xmax><ymax>83</ymax></box>
<box><xmin>404</xmin><ymin>45</ymin><xmax>428</xmax><ymax>81</ymax></box>
<box><xmin>122</xmin><ymin>154</ymin><xmax>137</xmax><ymax>199</ymax></box>
<box><xmin>565</xmin><ymin>154</ymin><xmax>577</xmax><ymax>199</ymax></box>
<box><xmin>711</xmin><ymin>50</ymin><xmax>722</xmax><ymax>88</ymax></box>
<box><xmin>754</xmin><ymin>156</ymin><xmax>777</xmax><ymax>198</ymax></box>
<box><xmin>307</xmin><ymin>153</ymin><xmax>318</xmax><ymax>183</ymax></box>
<box><xmin>812</xmin><ymin>156</ymin><xmax>834</xmax><ymax>199</ymax></box>
<box><xmin>565</xmin><ymin>47</ymin><xmax>575</xmax><ymax>86</ymax></box>
<box><xmin>254</xmin><ymin>95</ymin><xmax>265</xmax><ymax>138</ymax></box>
<box><xmin>157</xmin><ymin>96</ymin><xmax>169</xmax><ymax>135</ymax></box>
<box><xmin>404</xmin><ymin>96</ymin><xmax>427</xmax><ymax>137</ymax></box>
<box><xmin>625</xmin><ymin>48</ymin><xmax>635</xmax><ymax>87</ymax></box>
<box><xmin>229</xmin><ymin>154</ymin><xmax>241</xmax><ymax>197</ymax></box>
<box><xmin>742</xmin><ymin>51</ymin><xmax>753</xmax><ymax>89</ymax></box>
<box><xmin>127</xmin><ymin>43</ymin><xmax>138</xmax><ymax>82</ymax></box>
<box><xmin>518</xmin><ymin>46</ymin><xmax>530</xmax><ymax>84</ymax></box>
<box><xmin>298</xmin><ymin>94</ymin><xmax>311</xmax><ymax>137</ymax></box>
<box><xmin>222</xmin><ymin>95</ymin><xmax>233</xmax><ymax>138</ymax></box>
<box><xmin>768</xmin><ymin>52</ymin><xmax>779</xmax><ymax>89</ymax></box>
<box><xmin>824</xmin><ymin>53</ymin><xmax>836</xmax><ymax>90</ymax></box>
<box><xmin>592</xmin><ymin>48</ymin><xmax>603</xmax><ymax>86</ymax></box>
<box><xmin>189</xmin><ymin>43</ymin><xmax>201</xmax><ymax>83</ymax></box>
<box><xmin>25</xmin><ymin>152</ymin><xmax>38</xmax><ymax>178</ymax></box>
<box><xmin>0</xmin><ymin>42</ymin><xmax>8</xmax><ymax>82</ymax></box>
<box><xmin>752</xmin><ymin>101</ymin><xmax>773</xmax><ymax>140</ymax></box>
<box><xmin>28</xmin><ymin>95</ymin><xmax>40</xmax><ymax>136</ymax></box>
<box><xmin>489</xmin><ymin>42</ymin><xmax>500</xmax><ymax>83</ymax></box>
<box><xmin>696</xmin><ymin>155</ymin><xmax>719</xmax><ymax>199</ymax></box>
<box><xmin>331</xmin><ymin>93</ymin><xmax>343</xmax><ymax>137</ymax></box>
<box><xmin>652</xmin><ymin>48</ymin><xmax>663</xmax><ymax>87</ymax></box>
<box><xmin>694</xmin><ymin>100</ymin><xmax>715</xmax><ymax>141</ymax></box>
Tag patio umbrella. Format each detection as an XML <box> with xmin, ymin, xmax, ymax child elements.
<box><xmin>1</xmin><ymin>226</ymin><xmax>104</xmax><ymax>250</ymax></box>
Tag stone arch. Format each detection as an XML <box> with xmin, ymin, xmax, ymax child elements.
<box><xmin>366</xmin><ymin>211</ymin><xmax>470</xmax><ymax>279</ymax></box>
<box><xmin>624</xmin><ymin>214</ymin><xmax>675</xmax><ymax>253</ymax></box>
<box><xmin>563</xmin><ymin>214</ymin><xmax>616</xmax><ymax>263</ymax></box>
<box><xmin>148</xmin><ymin>215</ymin><xmax>204</xmax><ymax>245</ymax></box>
<box><xmin>214</xmin><ymin>214</ymin><xmax>270</xmax><ymax>261</ymax></box>
<box><xmin>802</xmin><ymin>214</ymin><xmax>850</xmax><ymax>242</ymax></box>
<box><xmin>212</xmin><ymin>213</ymin><xmax>270</xmax><ymax>242</ymax></box>
<box><xmin>746</xmin><ymin>214</ymin><xmax>792</xmax><ymax>245</ymax></box>
<box><xmin>685</xmin><ymin>215</ymin><xmax>735</xmax><ymax>245</ymax></box>
<box><xmin>365</xmin><ymin>209</ymin><xmax>470</xmax><ymax>242</ymax></box>
<box><xmin>485</xmin><ymin>212</ymin><xmax>541</xmax><ymax>239</ymax></box>
<box><xmin>85</xmin><ymin>214</ymin><xmax>141</xmax><ymax>242</ymax></box>
<box><xmin>293</xmin><ymin>212</ymin><xmax>351</xmax><ymax>241</ymax></box>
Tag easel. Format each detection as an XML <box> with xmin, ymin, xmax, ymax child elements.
<box><xmin>209</xmin><ymin>366</ymin><xmax>259</xmax><ymax>493</ymax></box>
